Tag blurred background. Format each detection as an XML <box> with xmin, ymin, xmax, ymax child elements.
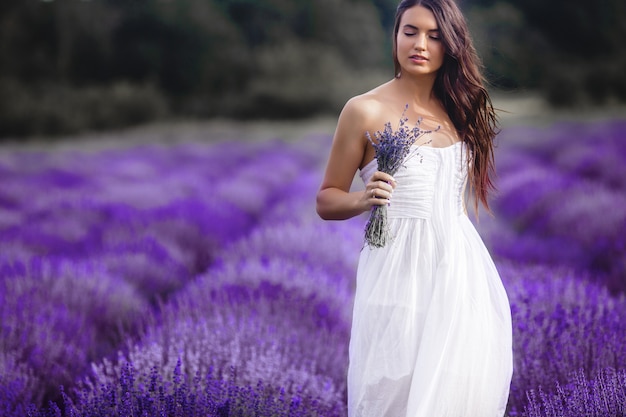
<box><xmin>0</xmin><ymin>0</ymin><xmax>624</xmax><ymax>139</ymax></box>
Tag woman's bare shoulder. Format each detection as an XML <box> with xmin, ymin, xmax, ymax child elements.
<box><xmin>341</xmin><ymin>81</ymin><xmax>396</xmax><ymax>127</ymax></box>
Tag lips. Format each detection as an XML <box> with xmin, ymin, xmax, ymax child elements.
<box><xmin>410</xmin><ymin>54</ymin><xmax>428</xmax><ymax>61</ymax></box>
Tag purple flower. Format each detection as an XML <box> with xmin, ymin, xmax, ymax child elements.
<box><xmin>499</xmin><ymin>261</ymin><xmax>626</xmax><ymax>413</ymax></box>
<box><xmin>0</xmin><ymin>257</ymin><xmax>148</xmax><ymax>412</ymax></box>
<box><xmin>522</xmin><ymin>368</ymin><xmax>626</xmax><ymax>417</ymax></box>
<box><xmin>364</xmin><ymin>107</ymin><xmax>437</xmax><ymax>247</ymax></box>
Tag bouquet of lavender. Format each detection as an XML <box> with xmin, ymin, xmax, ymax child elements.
<box><xmin>364</xmin><ymin>109</ymin><xmax>436</xmax><ymax>248</ymax></box>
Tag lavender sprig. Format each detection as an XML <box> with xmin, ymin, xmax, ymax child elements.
<box><xmin>364</xmin><ymin>106</ymin><xmax>436</xmax><ymax>248</ymax></box>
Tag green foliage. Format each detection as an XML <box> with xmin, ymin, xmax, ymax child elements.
<box><xmin>0</xmin><ymin>79</ymin><xmax>168</xmax><ymax>138</ymax></box>
<box><xmin>0</xmin><ymin>0</ymin><xmax>390</xmax><ymax>136</ymax></box>
<box><xmin>1</xmin><ymin>0</ymin><xmax>625</xmax><ymax>136</ymax></box>
<box><xmin>467</xmin><ymin>3</ymin><xmax>540</xmax><ymax>89</ymax></box>
<box><xmin>466</xmin><ymin>0</ymin><xmax>626</xmax><ymax>106</ymax></box>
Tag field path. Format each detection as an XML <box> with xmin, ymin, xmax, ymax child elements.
<box><xmin>1</xmin><ymin>93</ymin><xmax>624</xmax><ymax>152</ymax></box>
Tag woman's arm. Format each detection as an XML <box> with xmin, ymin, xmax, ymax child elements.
<box><xmin>316</xmin><ymin>98</ymin><xmax>396</xmax><ymax>220</ymax></box>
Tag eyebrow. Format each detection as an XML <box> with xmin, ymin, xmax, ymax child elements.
<box><xmin>403</xmin><ymin>24</ymin><xmax>440</xmax><ymax>32</ymax></box>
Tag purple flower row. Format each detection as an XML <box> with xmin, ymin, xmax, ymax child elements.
<box><xmin>76</xmin><ymin>181</ymin><xmax>365</xmax><ymax>414</ymax></box>
<box><xmin>1</xmin><ymin>119</ymin><xmax>625</xmax><ymax>415</ymax></box>
<box><xmin>0</xmin><ymin>138</ymin><xmax>332</xmax><ymax>415</ymax></box>
<box><xmin>523</xmin><ymin>367</ymin><xmax>626</xmax><ymax>417</ymax></box>
<box><xmin>499</xmin><ymin>261</ymin><xmax>626</xmax><ymax>414</ymax></box>
<box><xmin>487</xmin><ymin>120</ymin><xmax>626</xmax><ymax>290</ymax></box>
<box><xmin>0</xmin><ymin>258</ymin><xmax>147</xmax><ymax>414</ymax></box>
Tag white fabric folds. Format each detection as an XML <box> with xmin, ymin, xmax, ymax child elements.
<box><xmin>349</xmin><ymin>141</ymin><xmax>512</xmax><ymax>417</ymax></box>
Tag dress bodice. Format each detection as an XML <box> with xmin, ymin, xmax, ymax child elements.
<box><xmin>359</xmin><ymin>141</ymin><xmax>468</xmax><ymax>219</ymax></box>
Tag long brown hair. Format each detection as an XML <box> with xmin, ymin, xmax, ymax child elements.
<box><xmin>393</xmin><ymin>0</ymin><xmax>498</xmax><ymax>214</ymax></box>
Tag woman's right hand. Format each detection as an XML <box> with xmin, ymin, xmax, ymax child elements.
<box><xmin>317</xmin><ymin>96</ymin><xmax>390</xmax><ymax>221</ymax></box>
<box><xmin>362</xmin><ymin>170</ymin><xmax>397</xmax><ymax>209</ymax></box>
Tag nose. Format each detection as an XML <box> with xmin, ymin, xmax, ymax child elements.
<box><xmin>414</xmin><ymin>34</ymin><xmax>427</xmax><ymax>51</ymax></box>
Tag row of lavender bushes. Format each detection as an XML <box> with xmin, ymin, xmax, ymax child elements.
<box><xmin>486</xmin><ymin>120</ymin><xmax>626</xmax><ymax>291</ymax></box>
<box><xmin>0</xmin><ymin>119</ymin><xmax>625</xmax><ymax>416</ymax></box>
<box><xmin>484</xmin><ymin>119</ymin><xmax>626</xmax><ymax>415</ymax></box>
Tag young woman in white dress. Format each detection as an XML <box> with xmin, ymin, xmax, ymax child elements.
<box><xmin>316</xmin><ymin>0</ymin><xmax>513</xmax><ymax>416</ymax></box>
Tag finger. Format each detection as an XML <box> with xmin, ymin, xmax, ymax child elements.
<box><xmin>372</xmin><ymin>172</ymin><xmax>397</xmax><ymax>188</ymax></box>
<box><xmin>376</xmin><ymin>180</ymin><xmax>394</xmax><ymax>194</ymax></box>
<box><xmin>371</xmin><ymin>193</ymin><xmax>390</xmax><ymax>205</ymax></box>
<box><xmin>370</xmin><ymin>187</ymin><xmax>392</xmax><ymax>201</ymax></box>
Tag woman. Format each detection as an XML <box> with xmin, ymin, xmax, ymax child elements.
<box><xmin>316</xmin><ymin>0</ymin><xmax>512</xmax><ymax>416</ymax></box>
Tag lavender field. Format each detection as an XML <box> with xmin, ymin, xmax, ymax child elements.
<box><xmin>1</xmin><ymin>117</ymin><xmax>625</xmax><ymax>416</ymax></box>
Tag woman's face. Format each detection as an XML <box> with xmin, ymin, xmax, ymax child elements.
<box><xmin>396</xmin><ymin>5</ymin><xmax>445</xmax><ymax>78</ymax></box>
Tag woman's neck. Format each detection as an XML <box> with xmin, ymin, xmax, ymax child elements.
<box><xmin>392</xmin><ymin>74</ymin><xmax>438</xmax><ymax>111</ymax></box>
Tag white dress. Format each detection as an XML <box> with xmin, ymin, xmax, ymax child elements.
<box><xmin>348</xmin><ymin>139</ymin><xmax>512</xmax><ymax>416</ymax></box>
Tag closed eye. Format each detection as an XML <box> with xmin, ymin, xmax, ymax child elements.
<box><xmin>401</xmin><ymin>25</ymin><xmax>440</xmax><ymax>40</ymax></box>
